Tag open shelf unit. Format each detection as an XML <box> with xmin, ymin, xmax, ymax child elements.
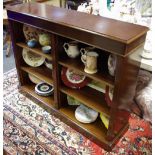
<box><xmin>7</xmin><ymin>2</ymin><xmax>148</xmax><ymax>151</ymax></box>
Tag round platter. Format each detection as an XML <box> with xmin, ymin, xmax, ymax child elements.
<box><xmin>61</xmin><ymin>67</ymin><xmax>89</xmax><ymax>89</ymax></box>
<box><xmin>35</xmin><ymin>82</ymin><xmax>54</xmax><ymax>96</ymax></box>
<box><xmin>22</xmin><ymin>48</ymin><xmax>45</xmax><ymax>67</ymax></box>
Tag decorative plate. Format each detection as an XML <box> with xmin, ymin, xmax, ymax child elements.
<box><xmin>67</xmin><ymin>95</ymin><xmax>82</xmax><ymax>106</ymax></box>
<box><xmin>23</xmin><ymin>24</ymin><xmax>42</xmax><ymax>42</ymax></box>
<box><xmin>75</xmin><ymin>104</ymin><xmax>98</xmax><ymax>123</ymax></box>
<box><xmin>28</xmin><ymin>74</ymin><xmax>42</xmax><ymax>84</ymax></box>
<box><xmin>35</xmin><ymin>82</ymin><xmax>54</xmax><ymax>96</ymax></box>
<box><xmin>22</xmin><ymin>48</ymin><xmax>45</xmax><ymax>67</ymax></box>
<box><xmin>108</xmin><ymin>54</ymin><xmax>117</xmax><ymax>76</ymax></box>
<box><xmin>61</xmin><ymin>67</ymin><xmax>89</xmax><ymax>89</ymax></box>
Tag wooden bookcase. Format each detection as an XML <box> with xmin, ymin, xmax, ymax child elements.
<box><xmin>6</xmin><ymin>3</ymin><xmax>148</xmax><ymax>151</ymax></box>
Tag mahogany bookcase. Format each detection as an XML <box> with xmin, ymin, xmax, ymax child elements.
<box><xmin>6</xmin><ymin>3</ymin><xmax>148</xmax><ymax>150</ymax></box>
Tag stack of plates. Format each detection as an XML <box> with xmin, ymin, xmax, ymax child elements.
<box><xmin>35</xmin><ymin>82</ymin><xmax>54</xmax><ymax>96</ymax></box>
<box><xmin>75</xmin><ymin>104</ymin><xmax>98</xmax><ymax>123</ymax></box>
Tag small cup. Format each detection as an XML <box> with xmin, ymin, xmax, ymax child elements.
<box><xmin>27</xmin><ymin>39</ymin><xmax>37</xmax><ymax>48</ymax></box>
<box><xmin>42</xmin><ymin>46</ymin><xmax>51</xmax><ymax>54</ymax></box>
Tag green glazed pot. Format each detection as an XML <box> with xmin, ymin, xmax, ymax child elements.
<box><xmin>39</xmin><ymin>34</ymin><xmax>51</xmax><ymax>46</ymax></box>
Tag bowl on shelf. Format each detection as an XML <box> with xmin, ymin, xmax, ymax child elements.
<box><xmin>45</xmin><ymin>59</ymin><xmax>53</xmax><ymax>70</ymax></box>
<box><xmin>27</xmin><ymin>39</ymin><xmax>38</xmax><ymax>48</ymax></box>
<box><xmin>42</xmin><ymin>46</ymin><xmax>52</xmax><ymax>54</ymax></box>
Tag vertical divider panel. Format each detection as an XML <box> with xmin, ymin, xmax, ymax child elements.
<box><xmin>8</xmin><ymin>19</ymin><xmax>27</xmax><ymax>86</ymax></box>
<box><xmin>51</xmin><ymin>35</ymin><xmax>67</xmax><ymax>109</ymax></box>
<box><xmin>107</xmin><ymin>53</ymin><xmax>141</xmax><ymax>141</ymax></box>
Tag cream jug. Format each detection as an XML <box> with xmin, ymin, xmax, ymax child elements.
<box><xmin>63</xmin><ymin>41</ymin><xmax>80</xmax><ymax>58</ymax></box>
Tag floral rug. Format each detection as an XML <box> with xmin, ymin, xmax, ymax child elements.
<box><xmin>3</xmin><ymin>69</ymin><xmax>152</xmax><ymax>155</ymax></box>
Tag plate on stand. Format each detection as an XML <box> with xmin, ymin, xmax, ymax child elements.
<box><xmin>22</xmin><ymin>48</ymin><xmax>45</xmax><ymax>67</ymax></box>
<box><xmin>61</xmin><ymin>67</ymin><xmax>89</xmax><ymax>89</ymax></box>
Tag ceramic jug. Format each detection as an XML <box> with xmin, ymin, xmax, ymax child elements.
<box><xmin>81</xmin><ymin>51</ymin><xmax>99</xmax><ymax>74</ymax></box>
<box><xmin>63</xmin><ymin>41</ymin><xmax>80</xmax><ymax>58</ymax></box>
<box><xmin>80</xmin><ymin>47</ymin><xmax>95</xmax><ymax>64</ymax></box>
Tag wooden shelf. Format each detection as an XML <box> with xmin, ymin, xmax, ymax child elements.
<box><xmin>59</xmin><ymin>58</ymin><xmax>114</xmax><ymax>87</ymax></box>
<box><xmin>60</xmin><ymin>86</ymin><xmax>110</xmax><ymax>116</ymax></box>
<box><xmin>21</xmin><ymin>66</ymin><xmax>53</xmax><ymax>85</ymax></box>
<box><xmin>16</xmin><ymin>42</ymin><xmax>52</xmax><ymax>61</ymax></box>
<box><xmin>59</xmin><ymin>106</ymin><xmax>109</xmax><ymax>144</ymax></box>
<box><xmin>21</xmin><ymin>84</ymin><xmax>54</xmax><ymax>109</ymax></box>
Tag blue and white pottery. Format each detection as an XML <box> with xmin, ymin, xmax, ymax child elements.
<box><xmin>27</xmin><ymin>39</ymin><xmax>38</xmax><ymax>48</ymax></box>
<box><xmin>42</xmin><ymin>46</ymin><xmax>52</xmax><ymax>54</ymax></box>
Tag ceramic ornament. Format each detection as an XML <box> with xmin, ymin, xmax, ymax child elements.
<box><xmin>75</xmin><ymin>104</ymin><xmax>98</xmax><ymax>123</ymax></box>
<box><xmin>35</xmin><ymin>82</ymin><xmax>54</xmax><ymax>96</ymax></box>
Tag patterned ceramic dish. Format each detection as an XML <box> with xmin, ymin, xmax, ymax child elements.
<box><xmin>28</xmin><ymin>74</ymin><xmax>42</xmax><ymax>84</ymax></box>
<box><xmin>23</xmin><ymin>24</ymin><xmax>40</xmax><ymax>42</ymax></box>
<box><xmin>75</xmin><ymin>104</ymin><xmax>98</xmax><ymax>123</ymax></box>
<box><xmin>22</xmin><ymin>48</ymin><xmax>45</xmax><ymax>67</ymax></box>
<box><xmin>35</xmin><ymin>82</ymin><xmax>54</xmax><ymax>96</ymax></box>
<box><xmin>61</xmin><ymin>67</ymin><xmax>89</xmax><ymax>89</ymax></box>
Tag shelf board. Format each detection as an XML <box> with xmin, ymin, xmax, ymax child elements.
<box><xmin>60</xmin><ymin>86</ymin><xmax>110</xmax><ymax>116</ymax></box>
<box><xmin>21</xmin><ymin>66</ymin><xmax>53</xmax><ymax>85</ymax></box>
<box><xmin>16</xmin><ymin>42</ymin><xmax>52</xmax><ymax>61</ymax></box>
<box><xmin>59</xmin><ymin>106</ymin><xmax>109</xmax><ymax>145</ymax></box>
<box><xmin>21</xmin><ymin>84</ymin><xmax>54</xmax><ymax>109</ymax></box>
<box><xmin>59</xmin><ymin>58</ymin><xmax>114</xmax><ymax>87</ymax></box>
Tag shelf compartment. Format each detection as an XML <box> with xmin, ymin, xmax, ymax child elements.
<box><xmin>20</xmin><ymin>84</ymin><xmax>54</xmax><ymax>109</ymax></box>
<box><xmin>59</xmin><ymin>58</ymin><xmax>114</xmax><ymax>87</ymax></box>
<box><xmin>16</xmin><ymin>42</ymin><xmax>52</xmax><ymax>61</ymax></box>
<box><xmin>60</xmin><ymin>86</ymin><xmax>110</xmax><ymax>116</ymax></box>
<box><xmin>21</xmin><ymin>66</ymin><xmax>53</xmax><ymax>85</ymax></box>
<box><xmin>59</xmin><ymin>106</ymin><xmax>108</xmax><ymax>144</ymax></box>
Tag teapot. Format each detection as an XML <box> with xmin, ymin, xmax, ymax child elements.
<box><xmin>63</xmin><ymin>41</ymin><xmax>80</xmax><ymax>58</ymax></box>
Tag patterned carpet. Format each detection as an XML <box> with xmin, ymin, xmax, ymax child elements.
<box><xmin>3</xmin><ymin>69</ymin><xmax>152</xmax><ymax>155</ymax></box>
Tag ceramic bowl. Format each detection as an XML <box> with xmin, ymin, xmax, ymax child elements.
<box><xmin>27</xmin><ymin>39</ymin><xmax>37</xmax><ymax>48</ymax></box>
<box><xmin>45</xmin><ymin>59</ymin><xmax>53</xmax><ymax>70</ymax></box>
<box><xmin>42</xmin><ymin>46</ymin><xmax>51</xmax><ymax>54</ymax></box>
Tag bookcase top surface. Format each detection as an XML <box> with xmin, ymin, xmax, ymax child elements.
<box><xmin>6</xmin><ymin>3</ymin><xmax>148</xmax><ymax>44</ymax></box>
